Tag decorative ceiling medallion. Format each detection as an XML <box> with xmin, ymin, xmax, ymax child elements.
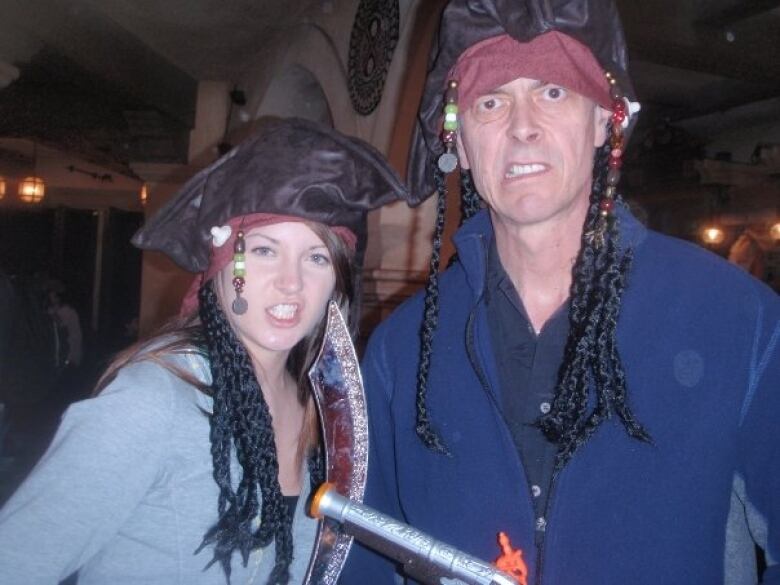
<box><xmin>347</xmin><ymin>0</ymin><xmax>400</xmax><ymax>116</ymax></box>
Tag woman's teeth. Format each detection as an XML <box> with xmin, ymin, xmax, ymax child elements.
<box><xmin>268</xmin><ymin>304</ymin><xmax>297</xmax><ymax>319</ymax></box>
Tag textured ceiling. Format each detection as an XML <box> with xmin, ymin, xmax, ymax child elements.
<box><xmin>1</xmin><ymin>0</ymin><xmax>779</xmax><ymax>174</ymax></box>
<box><xmin>87</xmin><ymin>0</ymin><xmax>322</xmax><ymax>79</ymax></box>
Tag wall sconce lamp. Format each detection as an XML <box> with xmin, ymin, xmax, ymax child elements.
<box><xmin>701</xmin><ymin>226</ymin><xmax>725</xmax><ymax>246</ymax></box>
<box><xmin>18</xmin><ymin>176</ymin><xmax>45</xmax><ymax>203</ymax></box>
<box><xmin>770</xmin><ymin>222</ymin><xmax>780</xmax><ymax>244</ymax></box>
<box><xmin>18</xmin><ymin>141</ymin><xmax>45</xmax><ymax>204</ymax></box>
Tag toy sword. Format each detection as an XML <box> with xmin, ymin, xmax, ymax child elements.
<box><xmin>310</xmin><ymin>483</ymin><xmax>521</xmax><ymax>585</ymax></box>
<box><xmin>302</xmin><ymin>301</ymin><xmax>526</xmax><ymax>585</ymax></box>
<box><xmin>302</xmin><ymin>301</ymin><xmax>369</xmax><ymax>584</ymax></box>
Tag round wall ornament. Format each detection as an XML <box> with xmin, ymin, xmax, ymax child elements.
<box><xmin>347</xmin><ymin>0</ymin><xmax>400</xmax><ymax>115</ymax></box>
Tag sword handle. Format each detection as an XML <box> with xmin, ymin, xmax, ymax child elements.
<box><xmin>311</xmin><ymin>483</ymin><xmax>518</xmax><ymax>585</ymax></box>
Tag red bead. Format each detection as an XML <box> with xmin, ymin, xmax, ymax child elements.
<box><xmin>612</xmin><ymin>111</ymin><xmax>626</xmax><ymax>124</ymax></box>
<box><xmin>232</xmin><ymin>276</ymin><xmax>245</xmax><ymax>290</ymax></box>
<box><xmin>609</xmin><ymin>156</ymin><xmax>623</xmax><ymax>168</ymax></box>
<box><xmin>599</xmin><ymin>198</ymin><xmax>615</xmax><ymax>212</ymax></box>
<box><xmin>613</xmin><ymin>99</ymin><xmax>626</xmax><ymax>113</ymax></box>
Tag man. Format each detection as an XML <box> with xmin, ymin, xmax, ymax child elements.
<box><xmin>341</xmin><ymin>0</ymin><xmax>779</xmax><ymax>583</ymax></box>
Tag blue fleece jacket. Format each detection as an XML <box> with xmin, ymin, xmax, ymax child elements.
<box><xmin>341</xmin><ymin>208</ymin><xmax>779</xmax><ymax>585</ymax></box>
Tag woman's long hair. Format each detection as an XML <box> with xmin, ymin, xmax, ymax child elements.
<box><xmin>96</xmin><ymin>222</ymin><xmax>353</xmax><ymax>584</ymax></box>
<box><xmin>196</xmin><ymin>221</ymin><xmax>353</xmax><ymax>584</ymax></box>
<box><xmin>414</xmin><ymin>136</ymin><xmax>650</xmax><ymax>466</ymax></box>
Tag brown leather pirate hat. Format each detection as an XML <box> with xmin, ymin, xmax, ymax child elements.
<box><xmin>407</xmin><ymin>0</ymin><xmax>636</xmax><ymax>204</ymax></box>
<box><xmin>132</xmin><ymin>117</ymin><xmax>408</xmax><ymax>273</ymax></box>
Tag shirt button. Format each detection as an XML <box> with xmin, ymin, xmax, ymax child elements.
<box><xmin>531</xmin><ymin>485</ymin><xmax>542</xmax><ymax>498</ymax></box>
<box><xmin>540</xmin><ymin>401</ymin><xmax>551</xmax><ymax>414</ymax></box>
<box><xmin>535</xmin><ymin>517</ymin><xmax>547</xmax><ymax>532</ymax></box>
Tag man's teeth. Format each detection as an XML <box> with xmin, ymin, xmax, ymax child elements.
<box><xmin>269</xmin><ymin>304</ymin><xmax>297</xmax><ymax>319</ymax></box>
<box><xmin>505</xmin><ymin>163</ymin><xmax>545</xmax><ymax>178</ymax></box>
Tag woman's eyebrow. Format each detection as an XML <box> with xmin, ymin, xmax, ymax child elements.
<box><xmin>245</xmin><ymin>233</ymin><xmax>279</xmax><ymax>244</ymax></box>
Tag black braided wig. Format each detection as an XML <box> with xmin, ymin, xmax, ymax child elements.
<box><xmin>414</xmin><ymin>134</ymin><xmax>650</xmax><ymax>466</ymax></box>
<box><xmin>415</xmin><ymin>167</ymin><xmax>451</xmax><ymax>454</ymax></box>
<box><xmin>195</xmin><ymin>281</ymin><xmax>294</xmax><ymax>584</ymax></box>
<box><xmin>538</xmin><ymin>139</ymin><xmax>651</xmax><ymax>468</ymax></box>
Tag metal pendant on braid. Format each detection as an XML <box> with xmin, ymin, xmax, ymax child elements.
<box><xmin>195</xmin><ymin>281</ymin><xmax>294</xmax><ymax>584</ymax></box>
<box><xmin>438</xmin><ymin>80</ymin><xmax>460</xmax><ymax>174</ymax></box>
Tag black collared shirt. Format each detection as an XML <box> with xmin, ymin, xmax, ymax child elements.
<box><xmin>485</xmin><ymin>238</ymin><xmax>569</xmax><ymax>522</ymax></box>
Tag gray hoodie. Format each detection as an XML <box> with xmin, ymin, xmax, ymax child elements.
<box><xmin>0</xmin><ymin>352</ymin><xmax>318</xmax><ymax>585</ymax></box>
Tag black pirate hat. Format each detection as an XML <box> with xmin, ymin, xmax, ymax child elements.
<box><xmin>407</xmin><ymin>0</ymin><xmax>636</xmax><ymax>202</ymax></box>
<box><xmin>132</xmin><ymin>117</ymin><xmax>408</xmax><ymax>272</ymax></box>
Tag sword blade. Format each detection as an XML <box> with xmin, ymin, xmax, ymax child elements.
<box><xmin>303</xmin><ymin>301</ymin><xmax>369</xmax><ymax>584</ymax></box>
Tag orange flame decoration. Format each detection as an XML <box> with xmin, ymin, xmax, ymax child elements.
<box><xmin>494</xmin><ymin>532</ymin><xmax>528</xmax><ymax>585</ymax></box>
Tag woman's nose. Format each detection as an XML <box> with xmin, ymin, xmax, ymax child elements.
<box><xmin>274</xmin><ymin>262</ymin><xmax>304</xmax><ymax>293</ymax></box>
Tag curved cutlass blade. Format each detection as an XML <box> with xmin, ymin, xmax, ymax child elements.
<box><xmin>303</xmin><ymin>301</ymin><xmax>368</xmax><ymax>584</ymax></box>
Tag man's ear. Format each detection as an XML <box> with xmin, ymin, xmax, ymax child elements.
<box><xmin>593</xmin><ymin>105</ymin><xmax>612</xmax><ymax>147</ymax></box>
<box><xmin>455</xmin><ymin>131</ymin><xmax>471</xmax><ymax>170</ymax></box>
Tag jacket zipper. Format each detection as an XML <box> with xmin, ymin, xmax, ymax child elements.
<box><xmin>534</xmin><ymin>472</ymin><xmax>561</xmax><ymax>585</ymax></box>
<box><xmin>463</xmin><ymin>236</ymin><xmax>555</xmax><ymax>585</ymax></box>
<box><xmin>467</xmin><ymin>306</ymin><xmax>557</xmax><ymax>585</ymax></box>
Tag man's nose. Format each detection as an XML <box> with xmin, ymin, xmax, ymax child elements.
<box><xmin>506</xmin><ymin>102</ymin><xmax>542</xmax><ymax>143</ymax></box>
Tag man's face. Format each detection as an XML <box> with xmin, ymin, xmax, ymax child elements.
<box><xmin>457</xmin><ymin>76</ymin><xmax>611</xmax><ymax>232</ymax></box>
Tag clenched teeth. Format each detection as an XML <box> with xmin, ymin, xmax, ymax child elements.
<box><xmin>268</xmin><ymin>304</ymin><xmax>297</xmax><ymax>319</ymax></box>
<box><xmin>505</xmin><ymin>163</ymin><xmax>546</xmax><ymax>178</ymax></box>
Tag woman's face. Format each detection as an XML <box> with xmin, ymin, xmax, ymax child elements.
<box><xmin>216</xmin><ymin>221</ymin><xmax>336</xmax><ymax>364</ymax></box>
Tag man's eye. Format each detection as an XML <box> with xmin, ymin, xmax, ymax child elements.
<box><xmin>543</xmin><ymin>87</ymin><xmax>567</xmax><ymax>101</ymax></box>
<box><xmin>477</xmin><ymin>97</ymin><xmax>501</xmax><ymax>111</ymax></box>
<box><xmin>473</xmin><ymin>96</ymin><xmax>507</xmax><ymax>120</ymax></box>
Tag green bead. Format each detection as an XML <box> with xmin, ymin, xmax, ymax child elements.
<box><xmin>233</xmin><ymin>253</ymin><xmax>245</xmax><ymax>262</ymax></box>
<box><xmin>444</xmin><ymin>104</ymin><xmax>458</xmax><ymax>114</ymax></box>
<box><xmin>233</xmin><ymin>268</ymin><xmax>246</xmax><ymax>277</ymax></box>
<box><xmin>443</xmin><ymin>120</ymin><xmax>458</xmax><ymax>131</ymax></box>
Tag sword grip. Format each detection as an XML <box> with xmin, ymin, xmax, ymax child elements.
<box><xmin>310</xmin><ymin>484</ymin><xmax>518</xmax><ymax>585</ymax></box>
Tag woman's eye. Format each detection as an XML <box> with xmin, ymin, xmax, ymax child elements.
<box><xmin>542</xmin><ymin>86</ymin><xmax>567</xmax><ymax>101</ymax></box>
<box><xmin>251</xmin><ymin>246</ymin><xmax>275</xmax><ymax>257</ymax></box>
<box><xmin>310</xmin><ymin>252</ymin><xmax>332</xmax><ymax>266</ymax></box>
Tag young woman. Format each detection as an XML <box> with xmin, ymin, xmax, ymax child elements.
<box><xmin>0</xmin><ymin>117</ymin><xmax>406</xmax><ymax>585</ymax></box>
